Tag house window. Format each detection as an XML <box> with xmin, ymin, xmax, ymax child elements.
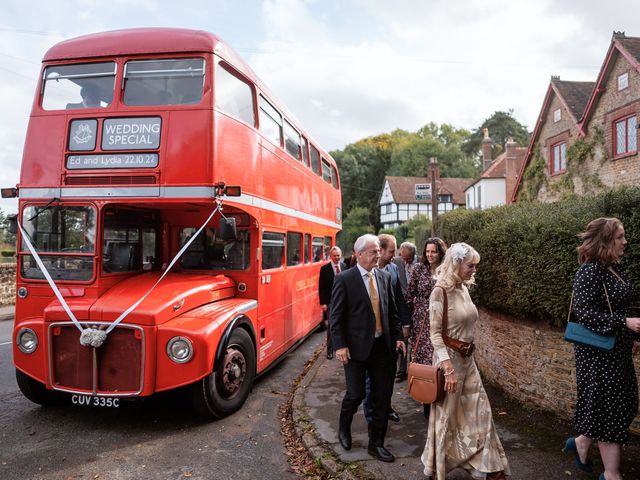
<box><xmin>476</xmin><ymin>187</ymin><xmax>481</xmax><ymax>208</ymax></box>
<box><xmin>551</xmin><ymin>142</ymin><xmax>567</xmax><ymax>174</ymax></box>
<box><xmin>553</xmin><ymin>108</ymin><xmax>561</xmax><ymax>123</ymax></box>
<box><xmin>614</xmin><ymin>115</ymin><xmax>637</xmax><ymax>157</ymax></box>
<box><xmin>618</xmin><ymin>72</ymin><xmax>629</xmax><ymax>91</ymax></box>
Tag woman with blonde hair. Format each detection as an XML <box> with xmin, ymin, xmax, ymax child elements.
<box><xmin>563</xmin><ymin>217</ymin><xmax>640</xmax><ymax>480</ymax></box>
<box><xmin>421</xmin><ymin>242</ymin><xmax>509</xmax><ymax>480</ymax></box>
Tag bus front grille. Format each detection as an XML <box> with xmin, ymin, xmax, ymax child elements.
<box><xmin>48</xmin><ymin>323</ymin><xmax>145</xmax><ymax>396</ymax></box>
<box><xmin>65</xmin><ymin>175</ymin><xmax>157</xmax><ymax>185</ymax></box>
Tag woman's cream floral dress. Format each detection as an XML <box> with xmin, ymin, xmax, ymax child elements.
<box><xmin>421</xmin><ymin>285</ymin><xmax>510</xmax><ymax>480</ymax></box>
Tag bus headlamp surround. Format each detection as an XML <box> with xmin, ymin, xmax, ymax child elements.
<box><xmin>17</xmin><ymin>328</ymin><xmax>38</xmax><ymax>354</ymax></box>
<box><xmin>166</xmin><ymin>336</ymin><xmax>193</xmax><ymax>363</ymax></box>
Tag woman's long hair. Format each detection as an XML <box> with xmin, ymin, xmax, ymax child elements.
<box><xmin>420</xmin><ymin>237</ymin><xmax>448</xmax><ymax>267</ymax></box>
<box><xmin>434</xmin><ymin>242</ymin><xmax>480</xmax><ymax>291</ymax></box>
<box><xmin>577</xmin><ymin>217</ymin><xmax>623</xmax><ymax>265</ymax></box>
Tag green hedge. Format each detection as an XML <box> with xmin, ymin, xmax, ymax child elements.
<box><xmin>437</xmin><ymin>186</ymin><xmax>640</xmax><ymax>327</ymax></box>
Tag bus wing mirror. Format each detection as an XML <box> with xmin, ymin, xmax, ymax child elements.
<box><xmin>7</xmin><ymin>214</ymin><xmax>18</xmax><ymax>235</ymax></box>
<box><xmin>219</xmin><ymin>217</ymin><xmax>237</xmax><ymax>241</ymax></box>
<box><xmin>223</xmin><ymin>185</ymin><xmax>241</xmax><ymax>197</ymax></box>
<box><xmin>1</xmin><ymin>187</ymin><xmax>18</xmax><ymax>198</ymax></box>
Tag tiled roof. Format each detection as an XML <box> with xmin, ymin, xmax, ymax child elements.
<box><xmin>552</xmin><ymin>80</ymin><xmax>595</xmax><ymax>122</ymax></box>
<box><xmin>467</xmin><ymin>147</ymin><xmax>527</xmax><ymax>187</ymax></box>
<box><xmin>385</xmin><ymin>176</ymin><xmax>472</xmax><ymax>205</ymax></box>
<box><xmin>618</xmin><ymin>36</ymin><xmax>640</xmax><ymax>64</ymax></box>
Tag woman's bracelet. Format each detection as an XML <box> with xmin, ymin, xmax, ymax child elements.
<box><xmin>443</xmin><ymin>369</ymin><xmax>455</xmax><ymax>376</ymax></box>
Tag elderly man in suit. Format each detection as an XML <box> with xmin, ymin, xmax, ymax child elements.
<box><xmin>330</xmin><ymin>234</ymin><xmax>405</xmax><ymax>462</ymax></box>
<box><xmin>392</xmin><ymin>241</ymin><xmax>418</xmax><ymax>382</ymax></box>
<box><xmin>318</xmin><ymin>246</ymin><xmax>348</xmax><ymax>359</ymax></box>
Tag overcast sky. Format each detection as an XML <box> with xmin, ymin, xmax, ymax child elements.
<box><xmin>0</xmin><ymin>0</ymin><xmax>637</xmax><ymax>213</ymax></box>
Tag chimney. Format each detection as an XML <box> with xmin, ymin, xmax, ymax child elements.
<box><xmin>482</xmin><ymin>128</ymin><xmax>493</xmax><ymax>171</ymax></box>
<box><xmin>505</xmin><ymin>136</ymin><xmax>518</xmax><ymax>205</ymax></box>
<box><xmin>428</xmin><ymin>156</ymin><xmax>440</xmax><ymax>183</ymax></box>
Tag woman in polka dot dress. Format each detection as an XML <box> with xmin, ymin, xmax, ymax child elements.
<box><xmin>564</xmin><ymin>217</ymin><xmax>640</xmax><ymax>480</ymax></box>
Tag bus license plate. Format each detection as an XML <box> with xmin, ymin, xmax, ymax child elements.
<box><xmin>71</xmin><ymin>394</ymin><xmax>120</xmax><ymax>408</ymax></box>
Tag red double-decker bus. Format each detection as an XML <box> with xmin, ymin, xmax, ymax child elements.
<box><xmin>4</xmin><ymin>28</ymin><xmax>341</xmax><ymax>418</ymax></box>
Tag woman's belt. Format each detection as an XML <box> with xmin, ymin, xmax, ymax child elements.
<box><xmin>444</xmin><ymin>336</ymin><xmax>475</xmax><ymax>357</ymax></box>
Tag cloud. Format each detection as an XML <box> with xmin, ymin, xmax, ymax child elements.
<box><xmin>0</xmin><ymin>0</ymin><xmax>638</xmax><ymax>213</ymax></box>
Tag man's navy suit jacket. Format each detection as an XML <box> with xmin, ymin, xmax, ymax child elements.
<box><xmin>329</xmin><ymin>265</ymin><xmax>402</xmax><ymax>362</ymax></box>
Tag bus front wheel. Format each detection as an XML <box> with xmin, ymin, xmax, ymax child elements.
<box><xmin>16</xmin><ymin>370</ymin><xmax>66</xmax><ymax>406</ymax></box>
<box><xmin>190</xmin><ymin>328</ymin><xmax>256</xmax><ymax>418</ymax></box>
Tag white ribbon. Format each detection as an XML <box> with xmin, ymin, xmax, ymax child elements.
<box><xmin>18</xmin><ymin>202</ymin><xmax>221</xmax><ymax>347</ymax></box>
<box><xmin>18</xmin><ymin>221</ymin><xmax>86</xmax><ymax>335</ymax></box>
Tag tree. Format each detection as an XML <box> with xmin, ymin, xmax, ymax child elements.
<box><xmin>462</xmin><ymin>110</ymin><xmax>531</xmax><ymax>160</ymax></box>
<box><xmin>332</xmin><ymin>133</ymin><xmax>395</xmax><ymax>232</ymax></box>
<box><xmin>388</xmin><ymin>123</ymin><xmax>478</xmax><ymax>179</ymax></box>
<box><xmin>337</xmin><ymin>206</ymin><xmax>375</xmax><ymax>255</ymax></box>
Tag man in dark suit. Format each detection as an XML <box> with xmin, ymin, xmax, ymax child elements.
<box><xmin>330</xmin><ymin>234</ymin><xmax>405</xmax><ymax>462</ymax></box>
<box><xmin>318</xmin><ymin>246</ymin><xmax>347</xmax><ymax>359</ymax></box>
<box><xmin>392</xmin><ymin>241</ymin><xmax>418</xmax><ymax>382</ymax></box>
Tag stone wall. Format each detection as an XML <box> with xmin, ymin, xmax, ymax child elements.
<box><xmin>0</xmin><ymin>263</ymin><xmax>16</xmax><ymax>306</ymax></box>
<box><xmin>475</xmin><ymin>307</ymin><xmax>640</xmax><ymax>434</ymax></box>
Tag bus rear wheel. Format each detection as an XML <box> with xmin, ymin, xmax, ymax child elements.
<box><xmin>190</xmin><ymin>328</ymin><xmax>256</xmax><ymax>418</ymax></box>
<box><xmin>16</xmin><ymin>370</ymin><xmax>66</xmax><ymax>406</ymax></box>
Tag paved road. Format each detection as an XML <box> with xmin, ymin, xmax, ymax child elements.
<box><xmin>0</xmin><ymin>320</ymin><xmax>14</xmax><ymax>396</ymax></box>
<box><xmin>0</xmin><ymin>318</ymin><xmax>324</xmax><ymax>480</ymax></box>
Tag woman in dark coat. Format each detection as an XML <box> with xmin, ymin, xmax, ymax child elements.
<box><xmin>564</xmin><ymin>217</ymin><xmax>640</xmax><ymax>480</ymax></box>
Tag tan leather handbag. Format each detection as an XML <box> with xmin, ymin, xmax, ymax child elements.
<box><xmin>407</xmin><ymin>287</ymin><xmax>448</xmax><ymax>404</ymax></box>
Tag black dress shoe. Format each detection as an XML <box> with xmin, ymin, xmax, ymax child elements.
<box><xmin>338</xmin><ymin>429</ymin><xmax>352</xmax><ymax>450</ymax></box>
<box><xmin>367</xmin><ymin>445</ymin><xmax>395</xmax><ymax>462</ymax></box>
<box><xmin>395</xmin><ymin>372</ymin><xmax>407</xmax><ymax>383</ymax></box>
<box><xmin>388</xmin><ymin>410</ymin><xmax>400</xmax><ymax>422</ymax></box>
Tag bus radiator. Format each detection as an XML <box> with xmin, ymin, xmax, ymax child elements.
<box><xmin>49</xmin><ymin>323</ymin><xmax>144</xmax><ymax>395</ymax></box>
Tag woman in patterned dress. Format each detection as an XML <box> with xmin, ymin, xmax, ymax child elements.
<box><xmin>421</xmin><ymin>243</ymin><xmax>509</xmax><ymax>480</ymax></box>
<box><xmin>564</xmin><ymin>218</ymin><xmax>640</xmax><ymax>480</ymax></box>
<box><xmin>407</xmin><ymin>237</ymin><xmax>447</xmax><ymax>420</ymax></box>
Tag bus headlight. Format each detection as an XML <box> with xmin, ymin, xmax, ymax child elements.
<box><xmin>16</xmin><ymin>328</ymin><xmax>38</xmax><ymax>354</ymax></box>
<box><xmin>166</xmin><ymin>336</ymin><xmax>193</xmax><ymax>363</ymax></box>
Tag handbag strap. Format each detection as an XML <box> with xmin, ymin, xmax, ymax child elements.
<box><xmin>568</xmin><ymin>281</ymin><xmax>613</xmax><ymax>323</ymax></box>
<box><xmin>411</xmin><ymin>285</ymin><xmax>448</xmax><ymax>363</ymax></box>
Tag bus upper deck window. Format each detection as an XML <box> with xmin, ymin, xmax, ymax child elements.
<box><xmin>42</xmin><ymin>62</ymin><xmax>116</xmax><ymax>111</ymax></box>
<box><xmin>123</xmin><ymin>58</ymin><xmax>205</xmax><ymax>106</ymax></box>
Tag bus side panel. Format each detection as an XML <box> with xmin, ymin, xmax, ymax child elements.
<box><xmin>256</xmin><ymin>269</ymin><xmax>286</xmax><ymax>368</ymax></box>
<box><xmin>214</xmin><ymin>113</ymin><xmax>261</xmax><ymax>195</ymax></box>
<box><xmin>260</xmin><ymin>141</ymin><xmax>287</xmax><ymax>206</ymax></box>
<box><xmin>163</xmin><ymin>110</ymin><xmax>213</xmax><ymax>186</ymax></box>
<box><xmin>20</xmin><ymin>116</ymin><xmax>67</xmax><ymax>188</ymax></box>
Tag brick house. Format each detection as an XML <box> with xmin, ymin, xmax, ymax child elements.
<box><xmin>465</xmin><ymin>129</ymin><xmax>527</xmax><ymax>209</ymax></box>
<box><xmin>378</xmin><ymin>163</ymin><xmax>470</xmax><ymax>229</ymax></box>
<box><xmin>513</xmin><ymin>32</ymin><xmax>640</xmax><ymax>202</ymax></box>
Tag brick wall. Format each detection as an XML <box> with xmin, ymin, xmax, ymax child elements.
<box><xmin>0</xmin><ymin>263</ymin><xmax>16</xmax><ymax>306</ymax></box>
<box><xmin>475</xmin><ymin>307</ymin><xmax>640</xmax><ymax>434</ymax></box>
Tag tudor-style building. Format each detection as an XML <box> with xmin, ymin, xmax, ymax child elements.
<box><xmin>378</xmin><ymin>162</ymin><xmax>470</xmax><ymax>229</ymax></box>
<box><xmin>465</xmin><ymin>129</ymin><xmax>527</xmax><ymax>209</ymax></box>
<box><xmin>513</xmin><ymin>32</ymin><xmax>639</xmax><ymax>202</ymax></box>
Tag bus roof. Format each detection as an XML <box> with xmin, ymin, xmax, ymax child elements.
<box><xmin>42</xmin><ymin>27</ymin><xmax>336</xmax><ymax>166</ymax></box>
<box><xmin>44</xmin><ymin>28</ymin><xmax>224</xmax><ymax>61</ymax></box>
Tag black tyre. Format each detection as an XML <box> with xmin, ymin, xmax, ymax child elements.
<box><xmin>15</xmin><ymin>370</ymin><xmax>66</xmax><ymax>406</ymax></box>
<box><xmin>189</xmin><ymin>328</ymin><xmax>256</xmax><ymax>419</ymax></box>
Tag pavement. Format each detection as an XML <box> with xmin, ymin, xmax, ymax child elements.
<box><xmin>0</xmin><ymin>305</ymin><xmax>14</xmax><ymax>321</ymax></box>
<box><xmin>293</xmin><ymin>349</ymin><xmax>640</xmax><ymax>480</ymax></box>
